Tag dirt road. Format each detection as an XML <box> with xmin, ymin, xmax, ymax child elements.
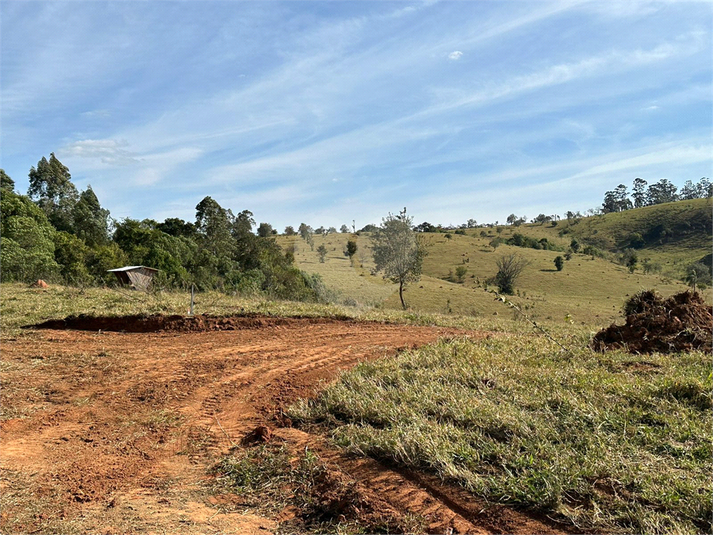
<box><xmin>1</xmin><ymin>316</ymin><xmax>563</xmax><ymax>534</ymax></box>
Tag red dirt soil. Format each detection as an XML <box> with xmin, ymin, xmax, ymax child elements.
<box><xmin>591</xmin><ymin>290</ymin><xmax>712</xmax><ymax>354</ymax></box>
<box><xmin>2</xmin><ymin>315</ymin><xmax>566</xmax><ymax>534</ymax></box>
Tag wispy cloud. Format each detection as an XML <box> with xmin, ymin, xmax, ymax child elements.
<box><xmin>1</xmin><ymin>1</ymin><xmax>710</xmax><ymax>229</ymax></box>
<box><xmin>64</xmin><ymin>139</ymin><xmax>138</xmax><ymax>165</ymax></box>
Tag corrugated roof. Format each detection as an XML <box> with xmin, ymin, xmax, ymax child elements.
<box><xmin>107</xmin><ymin>266</ymin><xmax>159</xmax><ymax>272</ymax></box>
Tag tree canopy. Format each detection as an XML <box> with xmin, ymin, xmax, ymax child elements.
<box><xmin>372</xmin><ymin>208</ymin><xmax>426</xmax><ymax>309</ymax></box>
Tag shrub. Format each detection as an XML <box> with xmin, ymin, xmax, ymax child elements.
<box><xmin>455</xmin><ymin>265</ymin><xmax>467</xmax><ymax>283</ymax></box>
<box><xmin>495</xmin><ymin>253</ymin><xmax>530</xmax><ymax>294</ymax></box>
<box><xmin>554</xmin><ymin>256</ymin><xmax>564</xmax><ymax>271</ymax></box>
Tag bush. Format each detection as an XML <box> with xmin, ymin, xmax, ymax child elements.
<box><xmin>455</xmin><ymin>265</ymin><xmax>467</xmax><ymax>282</ymax></box>
<box><xmin>495</xmin><ymin>253</ymin><xmax>530</xmax><ymax>294</ymax></box>
<box><xmin>554</xmin><ymin>256</ymin><xmax>564</xmax><ymax>271</ymax></box>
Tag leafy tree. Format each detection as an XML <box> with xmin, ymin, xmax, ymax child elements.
<box><xmin>554</xmin><ymin>256</ymin><xmax>564</xmax><ymax>271</ymax></box>
<box><xmin>646</xmin><ymin>179</ymin><xmax>678</xmax><ymax>205</ymax></box>
<box><xmin>298</xmin><ymin>223</ymin><xmax>313</xmax><ymax>240</ymax></box>
<box><xmin>533</xmin><ymin>213</ymin><xmax>551</xmax><ymax>225</ymax></box>
<box><xmin>632</xmin><ymin>178</ymin><xmax>648</xmax><ymax>208</ymax></box>
<box><xmin>685</xmin><ymin>262</ymin><xmax>712</xmax><ymax>292</ymax></box>
<box><xmin>232</xmin><ymin>210</ymin><xmax>255</xmax><ymax>237</ymax></box>
<box><xmin>602</xmin><ymin>184</ymin><xmax>632</xmax><ymax>213</ymax></box>
<box><xmin>298</xmin><ymin>223</ymin><xmax>314</xmax><ymax>250</ymax></box>
<box><xmin>86</xmin><ymin>242</ymin><xmax>129</xmax><ymax>282</ymax></box>
<box><xmin>372</xmin><ymin>208</ymin><xmax>426</xmax><ymax>309</ymax></box>
<box><xmin>157</xmin><ymin>218</ymin><xmax>198</xmax><ymax>239</ymax></box>
<box><xmin>414</xmin><ymin>221</ymin><xmax>436</xmax><ymax>233</ymax></box>
<box><xmin>284</xmin><ymin>225</ymin><xmax>297</xmax><ymax>236</ymax></box>
<box><xmin>53</xmin><ymin>231</ymin><xmax>91</xmax><ymax>284</ymax></box>
<box><xmin>71</xmin><ymin>185</ymin><xmax>110</xmax><ymax>247</ymax></box>
<box><xmin>317</xmin><ymin>244</ymin><xmax>328</xmax><ymax>263</ymax></box>
<box><xmin>0</xmin><ymin>189</ymin><xmax>59</xmax><ymax>281</ymax></box>
<box><xmin>697</xmin><ymin>177</ymin><xmax>712</xmax><ymax>198</ymax></box>
<box><xmin>27</xmin><ymin>153</ymin><xmax>78</xmax><ymax>232</ymax></box>
<box><xmin>466</xmin><ymin>218</ymin><xmax>477</xmax><ymax>228</ymax></box>
<box><xmin>0</xmin><ymin>169</ymin><xmax>14</xmax><ymax>192</ymax></box>
<box><xmin>195</xmin><ymin>197</ymin><xmax>236</xmax><ymax>268</ymax></box>
<box><xmin>339</xmin><ymin>224</ymin><xmax>350</xmax><ymax>233</ymax></box>
<box><xmin>679</xmin><ymin>180</ymin><xmax>699</xmax><ymax>200</ymax></box>
<box><xmin>494</xmin><ymin>253</ymin><xmax>529</xmax><ymax>294</ymax></box>
<box><xmin>257</xmin><ymin>222</ymin><xmax>274</xmax><ymax>237</ymax></box>
<box><xmin>622</xmin><ymin>249</ymin><xmax>638</xmax><ymax>273</ymax></box>
<box><xmin>344</xmin><ymin>239</ymin><xmax>358</xmax><ymax>260</ymax></box>
<box><xmin>570</xmin><ymin>238</ymin><xmax>580</xmax><ymax>253</ymax></box>
<box><xmin>359</xmin><ymin>224</ymin><xmax>379</xmax><ymax>233</ymax></box>
<box><xmin>327</xmin><ymin>226</ymin><xmax>337</xmax><ymax>234</ymax></box>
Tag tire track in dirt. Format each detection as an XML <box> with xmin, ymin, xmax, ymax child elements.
<box><xmin>1</xmin><ymin>317</ymin><xmax>565</xmax><ymax>534</ymax></box>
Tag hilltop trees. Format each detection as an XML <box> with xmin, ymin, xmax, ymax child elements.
<box><xmin>601</xmin><ymin>177</ymin><xmax>710</xmax><ymax>213</ymax></box>
<box><xmin>372</xmin><ymin>208</ymin><xmax>426</xmax><ymax>309</ymax></box>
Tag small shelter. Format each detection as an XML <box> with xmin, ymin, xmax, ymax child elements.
<box><xmin>108</xmin><ymin>266</ymin><xmax>158</xmax><ymax>292</ymax></box>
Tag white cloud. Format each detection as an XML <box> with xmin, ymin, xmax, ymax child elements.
<box><xmin>64</xmin><ymin>139</ymin><xmax>138</xmax><ymax>165</ymax></box>
<box><xmin>448</xmin><ymin>50</ymin><xmax>463</xmax><ymax>60</ymax></box>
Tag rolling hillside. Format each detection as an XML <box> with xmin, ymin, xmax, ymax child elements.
<box><xmin>276</xmin><ymin>198</ymin><xmax>711</xmax><ymax>326</ymax></box>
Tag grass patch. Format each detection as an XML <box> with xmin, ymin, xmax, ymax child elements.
<box><xmin>289</xmin><ymin>335</ymin><xmax>712</xmax><ymax>534</ymax></box>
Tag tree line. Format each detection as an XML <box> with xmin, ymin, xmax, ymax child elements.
<box><xmin>601</xmin><ymin>177</ymin><xmax>711</xmax><ymax>214</ymax></box>
<box><xmin>0</xmin><ymin>154</ymin><xmax>325</xmax><ymax>300</ymax></box>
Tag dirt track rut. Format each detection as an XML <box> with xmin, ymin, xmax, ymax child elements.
<box><xmin>1</xmin><ymin>317</ymin><xmax>564</xmax><ymax>534</ymax></box>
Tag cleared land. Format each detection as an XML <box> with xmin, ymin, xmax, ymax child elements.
<box><xmin>1</xmin><ymin>306</ymin><xmax>566</xmax><ymax>534</ymax></box>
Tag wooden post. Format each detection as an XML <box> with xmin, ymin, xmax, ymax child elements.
<box><xmin>189</xmin><ymin>284</ymin><xmax>195</xmax><ymax>316</ymax></box>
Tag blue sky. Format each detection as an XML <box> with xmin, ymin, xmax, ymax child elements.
<box><xmin>1</xmin><ymin>1</ymin><xmax>711</xmax><ymax>230</ymax></box>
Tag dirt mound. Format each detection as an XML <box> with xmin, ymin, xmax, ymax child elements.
<box><xmin>29</xmin><ymin>313</ymin><xmax>353</xmax><ymax>333</ymax></box>
<box><xmin>592</xmin><ymin>290</ymin><xmax>712</xmax><ymax>354</ymax></box>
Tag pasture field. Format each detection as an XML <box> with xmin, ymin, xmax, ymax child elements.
<box><xmin>280</xmin><ymin>229</ymin><xmax>696</xmax><ymax>325</ymax></box>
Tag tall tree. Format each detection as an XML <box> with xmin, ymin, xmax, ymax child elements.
<box><xmin>72</xmin><ymin>185</ymin><xmax>110</xmax><ymax>247</ymax></box>
<box><xmin>646</xmin><ymin>179</ymin><xmax>678</xmax><ymax>205</ymax></box>
<box><xmin>194</xmin><ymin>196</ymin><xmax>240</xmax><ymax>280</ymax></box>
<box><xmin>697</xmin><ymin>177</ymin><xmax>712</xmax><ymax>198</ymax></box>
<box><xmin>0</xmin><ymin>169</ymin><xmax>14</xmax><ymax>192</ymax></box>
<box><xmin>602</xmin><ymin>184</ymin><xmax>632</xmax><ymax>213</ymax></box>
<box><xmin>632</xmin><ymin>178</ymin><xmax>648</xmax><ymax>208</ymax></box>
<box><xmin>27</xmin><ymin>153</ymin><xmax>78</xmax><ymax>232</ymax></box>
<box><xmin>372</xmin><ymin>208</ymin><xmax>426</xmax><ymax>309</ymax></box>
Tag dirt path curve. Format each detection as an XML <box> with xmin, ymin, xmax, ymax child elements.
<box><xmin>1</xmin><ymin>317</ymin><xmax>564</xmax><ymax>534</ymax></box>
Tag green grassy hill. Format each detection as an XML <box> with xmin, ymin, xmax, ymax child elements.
<box><xmin>528</xmin><ymin>197</ymin><xmax>712</xmax><ymax>277</ymax></box>
<box><xmin>276</xmin><ymin>199</ymin><xmax>711</xmax><ymax>326</ymax></box>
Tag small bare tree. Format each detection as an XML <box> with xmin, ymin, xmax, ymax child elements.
<box><xmin>495</xmin><ymin>253</ymin><xmax>530</xmax><ymax>294</ymax></box>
